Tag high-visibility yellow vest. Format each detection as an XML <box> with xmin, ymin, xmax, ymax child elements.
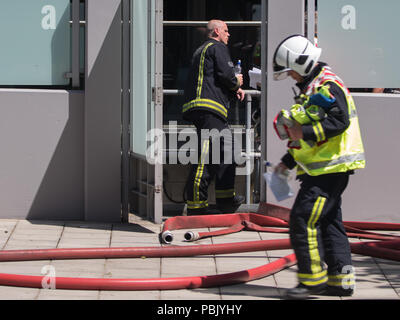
<box><xmin>289</xmin><ymin>67</ymin><xmax>366</xmax><ymax>176</ymax></box>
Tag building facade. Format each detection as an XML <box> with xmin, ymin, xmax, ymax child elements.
<box><xmin>0</xmin><ymin>0</ymin><xmax>398</xmax><ymax>224</ymax></box>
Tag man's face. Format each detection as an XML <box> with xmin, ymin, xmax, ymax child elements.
<box><xmin>216</xmin><ymin>23</ymin><xmax>230</xmax><ymax>45</ymax></box>
<box><xmin>289</xmin><ymin>70</ymin><xmax>304</xmax><ymax>83</ymax></box>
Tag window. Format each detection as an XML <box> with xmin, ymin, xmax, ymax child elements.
<box><xmin>317</xmin><ymin>0</ymin><xmax>400</xmax><ymax>90</ymax></box>
<box><xmin>163</xmin><ymin>0</ymin><xmax>261</xmax><ymax>124</ymax></box>
<box><xmin>0</xmin><ymin>0</ymin><xmax>84</xmax><ymax>88</ymax></box>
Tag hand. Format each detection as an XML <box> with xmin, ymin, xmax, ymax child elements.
<box><xmin>274</xmin><ymin>162</ymin><xmax>291</xmax><ymax>180</ymax></box>
<box><xmin>287</xmin><ymin>121</ymin><xmax>303</xmax><ymax>141</ymax></box>
<box><xmin>236</xmin><ymin>74</ymin><xmax>243</xmax><ymax>87</ymax></box>
<box><xmin>274</xmin><ymin>162</ymin><xmax>289</xmax><ymax>174</ymax></box>
<box><xmin>236</xmin><ymin>88</ymin><xmax>245</xmax><ymax>101</ymax></box>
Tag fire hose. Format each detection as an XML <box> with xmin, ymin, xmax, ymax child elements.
<box><xmin>160</xmin><ymin>212</ymin><xmax>400</xmax><ymax>243</ymax></box>
<box><xmin>0</xmin><ymin>208</ymin><xmax>398</xmax><ymax>290</ymax></box>
<box><xmin>160</xmin><ymin>212</ymin><xmax>400</xmax><ymax>263</ymax></box>
<box><xmin>0</xmin><ymin>238</ymin><xmax>296</xmax><ymax>290</ymax></box>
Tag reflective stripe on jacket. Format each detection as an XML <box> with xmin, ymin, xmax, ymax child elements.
<box><xmin>289</xmin><ymin>66</ymin><xmax>366</xmax><ymax>176</ymax></box>
<box><xmin>182</xmin><ymin>39</ymin><xmax>239</xmax><ymax>121</ymax></box>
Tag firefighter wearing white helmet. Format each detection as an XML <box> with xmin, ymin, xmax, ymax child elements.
<box><xmin>273</xmin><ymin>34</ymin><xmax>321</xmax><ymax>80</ymax></box>
<box><xmin>271</xmin><ymin>35</ymin><xmax>366</xmax><ymax>299</ymax></box>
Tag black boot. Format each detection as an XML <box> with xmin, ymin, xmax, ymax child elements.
<box><xmin>216</xmin><ymin>195</ymin><xmax>245</xmax><ymax>213</ymax></box>
<box><xmin>324</xmin><ymin>285</ymin><xmax>354</xmax><ymax>297</ymax></box>
<box><xmin>286</xmin><ymin>283</ymin><xmax>327</xmax><ymax>300</ymax></box>
<box><xmin>186</xmin><ymin>207</ymin><xmax>223</xmax><ymax>216</ymax></box>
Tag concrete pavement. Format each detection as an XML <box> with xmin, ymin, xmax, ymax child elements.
<box><xmin>0</xmin><ymin>214</ymin><xmax>398</xmax><ymax>300</ymax></box>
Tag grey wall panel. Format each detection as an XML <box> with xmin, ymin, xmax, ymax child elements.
<box><xmin>264</xmin><ymin>0</ymin><xmax>304</xmax><ymax>206</ymax></box>
<box><xmin>264</xmin><ymin>1</ymin><xmax>400</xmax><ymax>223</ymax></box>
<box><xmin>84</xmin><ymin>0</ymin><xmax>122</xmax><ymax>222</ymax></box>
<box><xmin>266</xmin><ymin>91</ymin><xmax>400</xmax><ymax>223</ymax></box>
<box><xmin>341</xmin><ymin>94</ymin><xmax>400</xmax><ymax>223</ymax></box>
<box><xmin>0</xmin><ymin>89</ymin><xmax>84</xmax><ymax>220</ymax></box>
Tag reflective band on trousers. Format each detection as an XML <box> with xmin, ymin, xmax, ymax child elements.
<box><xmin>193</xmin><ymin>140</ymin><xmax>210</xmax><ymax>205</ymax></box>
<box><xmin>187</xmin><ymin>200</ymin><xmax>208</xmax><ymax>209</ymax></box>
<box><xmin>183</xmin><ymin>98</ymin><xmax>228</xmax><ymax>118</ymax></box>
<box><xmin>298</xmin><ymin>270</ymin><xmax>328</xmax><ymax>287</ymax></box>
<box><xmin>327</xmin><ymin>273</ymin><xmax>355</xmax><ymax>287</ymax></box>
<box><xmin>215</xmin><ymin>189</ymin><xmax>235</xmax><ymax>199</ymax></box>
<box><xmin>307</xmin><ymin>196</ymin><xmax>326</xmax><ymax>274</ymax></box>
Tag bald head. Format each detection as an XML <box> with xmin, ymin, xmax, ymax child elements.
<box><xmin>207</xmin><ymin>20</ymin><xmax>230</xmax><ymax>45</ymax></box>
<box><xmin>207</xmin><ymin>20</ymin><xmax>224</xmax><ymax>36</ymax></box>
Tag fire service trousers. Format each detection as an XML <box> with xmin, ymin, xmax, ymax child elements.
<box><xmin>289</xmin><ymin>172</ymin><xmax>355</xmax><ymax>289</ymax></box>
<box><xmin>185</xmin><ymin>112</ymin><xmax>237</xmax><ymax>210</ymax></box>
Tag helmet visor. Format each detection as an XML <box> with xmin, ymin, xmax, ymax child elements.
<box><xmin>273</xmin><ymin>68</ymin><xmax>291</xmax><ymax>81</ymax></box>
<box><xmin>273</xmin><ymin>62</ymin><xmax>290</xmax><ymax>81</ymax></box>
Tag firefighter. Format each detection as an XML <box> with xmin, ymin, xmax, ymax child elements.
<box><xmin>182</xmin><ymin>20</ymin><xmax>245</xmax><ymax>216</ymax></box>
<box><xmin>272</xmin><ymin>35</ymin><xmax>366</xmax><ymax>299</ymax></box>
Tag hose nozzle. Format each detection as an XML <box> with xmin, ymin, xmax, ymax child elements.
<box><xmin>184</xmin><ymin>231</ymin><xmax>199</xmax><ymax>242</ymax></box>
<box><xmin>160</xmin><ymin>231</ymin><xmax>174</xmax><ymax>244</ymax></box>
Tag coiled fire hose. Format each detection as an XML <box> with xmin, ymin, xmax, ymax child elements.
<box><xmin>0</xmin><ymin>205</ymin><xmax>398</xmax><ymax>291</ymax></box>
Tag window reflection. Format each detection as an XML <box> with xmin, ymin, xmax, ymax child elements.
<box><xmin>163</xmin><ymin>0</ymin><xmax>261</xmax><ymax>125</ymax></box>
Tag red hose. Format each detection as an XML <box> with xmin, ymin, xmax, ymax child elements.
<box><xmin>162</xmin><ymin>212</ymin><xmax>400</xmax><ymax>242</ymax></box>
<box><xmin>344</xmin><ymin>221</ymin><xmax>400</xmax><ymax>231</ymax></box>
<box><xmin>243</xmin><ymin>220</ymin><xmax>289</xmax><ymax>233</ymax></box>
<box><xmin>185</xmin><ymin>220</ymin><xmax>289</xmax><ymax>241</ymax></box>
<box><xmin>0</xmin><ymin>205</ymin><xmax>398</xmax><ymax>291</ymax></box>
<box><xmin>0</xmin><ymin>253</ymin><xmax>297</xmax><ymax>291</ymax></box>
<box><xmin>0</xmin><ymin>238</ymin><xmax>397</xmax><ymax>290</ymax></box>
<box><xmin>161</xmin><ymin>213</ymin><xmax>290</xmax><ymax>243</ymax></box>
<box><xmin>258</xmin><ymin>202</ymin><xmax>400</xmax><ymax>231</ymax></box>
<box><xmin>190</xmin><ymin>222</ymin><xmax>245</xmax><ymax>241</ymax></box>
<box><xmin>162</xmin><ymin>213</ymin><xmax>288</xmax><ymax>232</ymax></box>
<box><xmin>370</xmin><ymin>239</ymin><xmax>400</xmax><ymax>250</ymax></box>
<box><xmin>350</xmin><ymin>240</ymin><xmax>400</xmax><ymax>261</ymax></box>
<box><xmin>0</xmin><ymin>238</ymin><xmax>292</xmax><ymax>262</ymax></box>
<box><xmin>0</xmin><ymin>239</ymin><xmax>294</xmax><ymax>290</ymax></box>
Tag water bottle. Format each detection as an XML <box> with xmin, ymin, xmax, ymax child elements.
<box><xmin>234</xmin><ymin>59</ymin><xmax>242</xmax><ymax>75</ymax></box>
<box><xmin>265</xmin><ymin>161</ymin><xmax>291</xmax><ymax>181</ymax></box>
<box><xmin>264</xmin><ymin>161</ymin><xmax>294</xmax><ymax>202</ymax></box>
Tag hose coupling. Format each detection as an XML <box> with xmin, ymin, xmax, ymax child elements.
<box><xmin>184</xmin><ymin>231</ymin><xmax>199</xmax><ymax>242</ymax></box>
<box><xmin>160</xmin><ymin>231</ymin><xmax>174</xmax><ymax>244</ymax></box>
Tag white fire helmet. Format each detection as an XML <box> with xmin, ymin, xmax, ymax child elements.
<box><xmin>273</xmin><ymin>35</ymin><xmax>321</xmax><ymax>81</ymax></box>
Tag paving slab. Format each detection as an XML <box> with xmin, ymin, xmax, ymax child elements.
<box><xmin>161</xmin><ymin>257</ymin><xmax>217</xmax><ymax>277</ymax></box>
<box><xmin>0</xmin><ymin>217</ymin><xmax>397</xmax><ymax>302</ymax></box>
<box><xmin>37</xmin><ymin>288</ymin><xmax>100</xmax><ymax>300</ymax></box>
<box><xmin>104</xmin><ymin>258</ymin><xmax>161</xmax><ymax>278</ymax></box>
<box><xmin>220</xmin><ymin>278</ymin><xmax>281</xmax><ymax>300</ymax></box>
<box><xmin>99</xmin><ymin>290</ymin><xmax>161</xmax><ymax>300</ymax></box>
<box><xmin>0</xmin><ymin>285</ymin><xmax>39</xmax><ymax>300</ymax></box>
<box><xmin>161</xmin><ymin>288</ymin><xmax>221</xmax><ymax>300</ymax></box>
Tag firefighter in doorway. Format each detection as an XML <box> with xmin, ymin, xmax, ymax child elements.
<box><xmin>182</xmin><ymin>20</ymin><xmax>245</xmax><ymax>216</ymax></box>
<box><xmin>272</xmin><ymin>35</ymin><xmax>365</xmax><ymax>299</ymax></box>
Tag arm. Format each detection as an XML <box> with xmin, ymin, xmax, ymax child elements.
<box><xmin>280</xmin><ymin>152</ymin><xmax>297</xmax><ymax>170</ymax></box>
<box><xmin>212</xmin><ymin>43</ymin><xmax>242</xmax><ymax>91</ymax></box>
<box><xmin>236</xmin><ymin>88</ymin><xmax>245</xmax><ymax>101</ymax></box>
<box><xmin>288</xmin><ymin>82</ymin><xmax>350</xmax><ymax>142</ymax></box>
